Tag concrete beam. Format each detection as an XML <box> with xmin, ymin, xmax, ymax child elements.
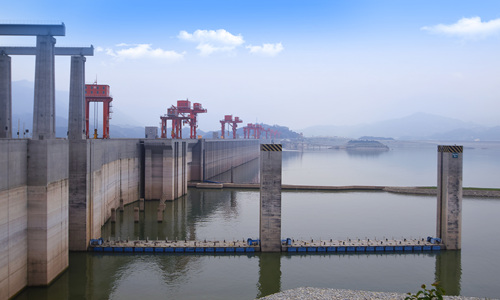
<box><xmin>0</xmin><ymin>23</ymin><xmax>65</xmax><ymax>36</ymax></box>
<box><xmin>0</xmin><ymin>46</ymin><xmax>94</xmax><ymax>56</ymax></box>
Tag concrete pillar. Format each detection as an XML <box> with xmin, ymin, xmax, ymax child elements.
<box><xmin>68</xmin><ymin>55</ymin><xmax>86</xmax><ymax>140</ymax></box>
<box><xmin>33</xmin><ymin>35</ymin><xmax>56</xmax><ymax>140</ymax></box>
<box><xmin>0</xmin><ymin>54</ymin><xmax>12</xmax><ymax>138</ymax></box>
<box><xmin>139</xmin><ymin>198</ymin><xmax>144</xmax><ymax>211</ymax></box>
<box><xmin>437</xmin><ymin>145</ymin><xmax>463</xmax><ymax>250</ymax></box>
<box><xmin>259</xmin><ymin>144</ymin><xmax>282</xmax><ymax>252</ymax></box>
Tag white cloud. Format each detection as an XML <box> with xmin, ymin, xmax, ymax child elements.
<box><xmin>422</xmin><ymin>17</ymin><xmax>500</xmax><ymax>39</ymax></box>
<box><xmin>102</xmin><ymin>44</ymin><xmax>185</xmax><ymax>61</ymax></box>
<box><xmin>246</xmin><ymin>43</ymin><xmax>284</xmax><ymax>56</ymax></box>
<box><xmin>178</xmin><ymin>29</ymin><xmax>244</xmax><ymax>56</ymax></box>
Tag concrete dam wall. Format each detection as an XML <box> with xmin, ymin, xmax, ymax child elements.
<box><xmin>1</xmin><ymin>139</ymin><xmax>68</xmax><ymax>298</ymax></box>
<box><xmin>0</xmin><ymin>138</ymin><xmax>258</xmax><ymax>298</ymax></box>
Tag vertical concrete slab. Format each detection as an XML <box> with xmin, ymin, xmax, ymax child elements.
<box><xmin>27</xmin><ymin>140</ymin><xmax>69</xmax><ymax>286</ymax></box>
<box><xmin>68</xmin><ymin>55</ymin><xmax>86</xmax><ymax>140</ymax></box>
<box><xmin>69</xmin><ymin>139</ymin><xmax>89</xmax><ymax>251</ymax></box>
<box><xmin>33</xmin><ymin>35</ymin><xmax>56</xmax><ymax>140</ymax></box>
<box><xmin>437</xmin><ymin>145</ymin><xmax>463</xmax><ymax>250</ymax></box>
<box><xmin>0</xmin><ymin>54</ymin><xmax>12</xmax><ymax>138</ymax></box>
<box><xmin>259</xmin><ymin>144</ymin><xmax>282</xmax><ymax>252</ymax></box>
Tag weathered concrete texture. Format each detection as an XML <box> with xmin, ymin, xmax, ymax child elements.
<box><xmin>0</xmin><ymin>140</ymin><xmax>28</xmax><ymax>298</ymax></box>
<box><xmin>0</xmin><ymin>139</ymin><xmax>29</xmax><ymax>299</ymax></box>
<box><xmin>33</xmin><ymin>36</ymin><xmax>56</xmax><ymax>140</ymax></box>
<box><xmin>144</xmin><ymin>140</ymin><xmax>194</xmax><ymax>201</ymax></box>
<box><xmin>437</xmin><ymin>145</ymin><xmax>463</xmax><ymax>250</ymax></box>
<box><xmin>68</xmin><ymin>55</ymin><xmax>86</xmax><ymax>140</ymax></box>
<box><xmin>27</xmin><ymin>140</ymin><xmax>68</xmax><ymax>286</ymax></box>
<box><xmin>68</xmin><ymin>139</ymin><xmax>89</xmax><ymax>251</ymax></box>
<box><xmin>259</xmin><ymin>144</ymin><xmax>282</xmax><ymax>252</ymax></box>
<box><xmin>201</xmin><ymin>140</ymin><xmax>259</xmax><ymax>181</ymax></box>
<box><xmin>87</xmin><ymin>140</ymin><xmax>141</xmax><ymax>241</ymax></box>
<box><xmin>0</xmin><ymin>54</ymin><xmax>12</xmax><ymax>139</ymax></box>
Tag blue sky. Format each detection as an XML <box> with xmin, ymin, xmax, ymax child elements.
<box><xmin>2</xmin><ymin>0</ymin><xmax>500</xmax><ymax>131</ymax></box>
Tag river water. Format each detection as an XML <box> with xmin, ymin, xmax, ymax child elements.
<box><xmin>15</xmin><ymin>141</ymin><xmax>500</xmax><ymax>299</ymax></box>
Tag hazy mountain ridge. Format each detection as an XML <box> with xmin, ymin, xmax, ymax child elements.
<box><xmin>10</xmin><ymin>81</ymin><xmax>499</xmax><ymax>141</ymax></box>
<box><xmin>301</xmin><ymin>112</ymin><xmax>499</xmax><ymax>141</ymax></box>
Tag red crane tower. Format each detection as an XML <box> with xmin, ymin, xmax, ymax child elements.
<box><xmin>85</xmin><ymin>82</ymin><xmax>113</xmax><ymax>139</ymax></box>
<box><xmin>243</xmin><ymin>123</ymin><xmax>265</xmax><ymax>139</ymax></box>
<box><xmin>160</xmin><ymin>100</ymin><xmax>207</xmax><ymax>139</ymax></box>
<box><xmin>220</xmin><ymin>115</ymin><xmax>243</xmax><ymax>139</ymax></box>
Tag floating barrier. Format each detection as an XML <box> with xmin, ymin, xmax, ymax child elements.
<box><xmin>89</xmin><ymin>237</ymin><xmax>443</xmax><ymax>254</ymax></box>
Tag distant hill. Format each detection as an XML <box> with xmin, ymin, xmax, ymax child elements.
<box><xmin>300</xmin><ymin>112</ymin><xmax>498</xmax><ymax>141</ymax></box>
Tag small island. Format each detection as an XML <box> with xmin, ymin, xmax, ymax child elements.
<box><xmin>345</xmin><ymin>140</ymin><xmax>390</xmax><ymax>151</ymax></box>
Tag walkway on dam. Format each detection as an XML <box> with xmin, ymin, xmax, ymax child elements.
<box><xmin>190</xmin><ymin>182</ymin><xmax>500</xmax><ymax>197</ymax></box>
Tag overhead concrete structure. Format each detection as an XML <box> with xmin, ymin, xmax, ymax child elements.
<box><xmin>0</xmin><ymin>46</ymin><xmax>94</xmax><ymax>140</ymax></box>
<box><xmin>437</xmin><ymin>145</ymin><xmax>463</xmax><ymax>250</ymax></box>
<box><xmin>0</xmin><ymin>23</ymin><xmax>65</xmax><ymax>36</ymax></box>
<box><xmin>259</xmin><ymin>144</ymin><xmax>282</xmax><ymax>252</ymax></box>
<box><xmin>0</xmin><ymin>23</ymin><xmax>65</xmax><ymax>140</ymax></box>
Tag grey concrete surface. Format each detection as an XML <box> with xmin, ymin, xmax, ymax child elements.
<box><xmin>437</xmin><ymin>145</ymin><xmax>463</xmax><ymax>250</ymax></box>
<box><xmin>259</xmin><ymin>144</ymin><xmax>282</xmax><ymax>252</ymax></box>
<box><xmin>0</xmin><ymin>54</ymin><xmax>11</xmax><ymax>138</ymax></box>
<box><xmin>32</xmin><ymin>35</ymin><xmax>56</xmax><ymax>140</ymax></box>
<box><xmin>68</xmin><ymin>56</ymin><xmax>86</xmax><ymax>140</ymax></box>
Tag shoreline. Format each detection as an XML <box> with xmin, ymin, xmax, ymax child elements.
<box><xmin>258</xmin><ymin>287</ymin><xmax>494</xmax><ymax>300</ymax></box>
<box><xmin>189</xmin><ymin>182</ymin><xmax>500</xmax><ymax>198</ymax></box>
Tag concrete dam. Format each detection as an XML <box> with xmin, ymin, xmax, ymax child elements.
<box><xmin>0</xmin><ymin>137</ymin><xmax>259</xmax><ymax>298</ymax></box>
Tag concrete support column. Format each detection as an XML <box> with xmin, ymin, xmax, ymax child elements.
<box><xmin>33</xmin><ymin>35</ymin><xmax>56</xmax><ymax>140</ymax></box>
<box><xmin>259</xmin><ymin>144</ymin><xmax>282</xmax><ymax>252</ymax></box>
<box><xmin>68</xmin><ymin>55</ymin><xmax>86</xmax><ymax>140</ymax></box>
<box><xmin>437</xmin><ymin>145</ymin><xmax>463</xmax><ymax>250</ymax></box>
<box><xmin>0</xmin><ymin>54</ymin><xmax>12</xmax><ymax>138</ymax></box>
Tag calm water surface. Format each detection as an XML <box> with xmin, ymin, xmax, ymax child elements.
<box><xmin>15</xmin><ymin>143</ymin><xmax>500</xmax><ymax>299</ymax></box>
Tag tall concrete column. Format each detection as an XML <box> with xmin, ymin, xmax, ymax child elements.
<box><xmin>259</xmin><ymin>144</ymin><xmax>282</xmax><ymax>252</ymax></box>
<box><xmin>437</xmin><ymin>145</ymin><xmax>463</xmax><ymax>250</ymax></box>
<box><xmin>68</xmin><ymin>55</ymin><xmax>86</xmax><ymax>140</ymax></box>
<box><xmin>0</xmin><ymin>54</ymin><xmax>12</xmax><ymax>138</ymax></box>
<box><xmin>33</xmin><ymin>35</ymin><xmax>56</xmax><ymax>140</ymax></box>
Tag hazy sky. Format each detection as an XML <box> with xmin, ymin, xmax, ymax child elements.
<box><xmin>2</xmin><ymin>0</ymin><xmax>500</xmax><ymax>131</ymax></box>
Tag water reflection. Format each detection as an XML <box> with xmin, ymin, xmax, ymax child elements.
<box><xmin>257</xmin><ymin>253</ymin><xmax>281</xmax><ymax>298</ymax></box>
<box><xmin>435</xmin><ymin>251</ymin><xmax>462</xmax><ymax>296</ymax></box>
<box><xmin>345</xmin><ymin>149</ymin><xmax>389</xmax><ymax>158</ymax></box>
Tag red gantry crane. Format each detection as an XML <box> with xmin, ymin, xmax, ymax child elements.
<box><xmin>85</xmin><ymin>82</ymin><xmax>113</xmax><ymax>139</ymax></box>
<box><xmin>220</xmin><ymin>115</ymin><xmax>243</xmax><ymax>139</ymax></box>
<box><xmin>243</xmin><ymin>123</ymin><xmax>280</xmax><ymax>139</ymax></box>
<box><xmin>160</xmin><ymin>100</ymin><xmax>207</xmax><ymax>139</ymax></box>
